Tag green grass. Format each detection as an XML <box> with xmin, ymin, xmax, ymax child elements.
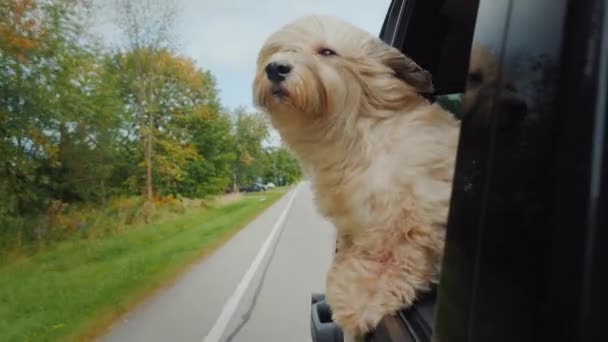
<box><xmin>0</xmin><ymin>189</ymin><xmax>288</xmax><ymax>342</ymax></box>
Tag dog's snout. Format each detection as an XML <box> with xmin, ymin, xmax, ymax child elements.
<box><xmin>265</xmin><ymin>61</ymin><xmax>292</xmax><ymax>83</ymax></box>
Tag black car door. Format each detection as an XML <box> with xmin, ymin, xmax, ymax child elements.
<box><xmin>435</xmin><ymin>1</ymin><xmax>569</xmax><ymax>341</ymax></box>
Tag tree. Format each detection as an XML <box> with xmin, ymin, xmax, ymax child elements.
<box><xmin>47</xmin><ymin>49</ymin><xmax>124</xmax><ymax>203</ymax></box>
<box><xmin>110</xmin><ymin>49</ymin><xmax>223</xmax><ymax>198</ymax></box>
<box><xmin>262</xmin><ymin>147</ymin><xmax>302</xmax><ymax>186</ymax></box>
<box><xmin>0</xmin><ymin>0</ymin><xmax>112</xmax><ymax>216</ymax></box>
<box><xmin>111</xmin><ymin>0</ymin><xmax>178</xmax><ymax>202</ymax></box>
<box><xmin>231</xmin><ymin>108</ymin><xmax>270</xmax><ymax>189</ymax></box>
<box><xmin>0</xmin><ymin>0</ymin><xmax>287</xmax><ymax>246</ymax></box>
<box><xmin>180</xmin><ymin>109</ymin><xmax>236</xmax><ymax>197</ymax></box>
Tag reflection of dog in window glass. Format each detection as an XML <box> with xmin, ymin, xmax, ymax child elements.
<box><xmin>461</xmin><ymin>43</ymin><xmax>528</xmax><ymax>129</ymax></box>
<box><xmin>253</xmin><ymin>15</ymin><xmax>460</xmax><ymax>337</ymax></box>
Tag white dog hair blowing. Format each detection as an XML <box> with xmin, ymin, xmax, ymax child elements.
<box><xmin>253</xmin><ymin>15</ymin><xmax>460</xmax><ymax>337</ymax></box>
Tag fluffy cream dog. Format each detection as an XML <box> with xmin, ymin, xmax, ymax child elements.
<box><xmin>253</xmin><ymin>15</ymin><xmax>460</xmax><ymax>337</ymax></box>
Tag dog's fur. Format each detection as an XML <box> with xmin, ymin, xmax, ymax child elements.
<box><xmin>253</xmin><ymin>15</ymin><xmax>460</xmax><ymax>336</ymax></box>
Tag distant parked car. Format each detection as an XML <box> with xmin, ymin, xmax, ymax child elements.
<box><xmin>239</xmin><ymin>183</ymin><xmax>265</xmax><ymax>193</ymax></box>
<box><xmin>266</xmin><ymin>182</ymin><xmax>276</xmax><ymax>189</ymax></box>
<box><xmin>255</xmin><ymin>183</ymin><xmax>268</xmax><ymax>191</ymax></box>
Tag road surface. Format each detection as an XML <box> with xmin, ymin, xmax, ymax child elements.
<box><xmin>100</xmin><ymin>182</ymin><xmax>335</xmax><ymax>342</ymax></box>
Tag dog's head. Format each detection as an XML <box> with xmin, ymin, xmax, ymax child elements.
<box><xmin>461</xmin><ymin>43</ymin><xmax>499</xmax><ymax>115</ymax></box>
<box><xmin>253</xmin><ymin>15</ymin><xmax>433</xmax><ymax>135</ymax></box>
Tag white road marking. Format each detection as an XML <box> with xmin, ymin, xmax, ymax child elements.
<box><xmin>202</xmin><ymin>185</ymin><xmax>301</xmax><ymax>342</ymax></box>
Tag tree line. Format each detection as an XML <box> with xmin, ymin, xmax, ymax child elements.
<box><xmin>0</xmin><ymin>0</ymin><xmax>301</xmax><ymax>242</ymax></box>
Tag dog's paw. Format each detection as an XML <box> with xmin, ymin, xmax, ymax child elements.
<box><xmin>325</xmin><ymin>253</ymin><xmax>420</xmax><ymax>337</ymax></box>
<box><xmin>331</xmin><ymin>303</ymin><xmax>386</xmax><ymax>336</ymax></box>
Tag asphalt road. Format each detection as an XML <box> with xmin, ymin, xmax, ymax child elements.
<box><xmin>100</xmin><ymin>182</ymin><xmax>335</xmax><ymax>342</ymax></box>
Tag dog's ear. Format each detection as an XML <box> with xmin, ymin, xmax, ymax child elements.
<box><xmin>376</xmin><ymin>44</ymin><xmax>434</xmax><ymax>94</ymax></box>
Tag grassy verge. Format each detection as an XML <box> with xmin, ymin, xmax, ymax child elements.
<box><xmin>0</xmin><ymin>188</ymin><xmax>288</xmax><ymax>342</ymax></box>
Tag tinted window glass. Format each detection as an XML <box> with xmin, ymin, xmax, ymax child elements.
<box><xmin>435</xmin><ymin>1</ymin><xmax>568</xmax><ymax>341</ymax></box>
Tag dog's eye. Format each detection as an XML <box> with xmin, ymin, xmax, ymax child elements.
<box><xmin>468</xmin><ymin>71</ymin><xmax>483</xmax><ymax>84</ymax></box>
<box><xmin>318</xmin><ymin>48</ymin><xmax>337</xmax><ymax>56</ymax></box>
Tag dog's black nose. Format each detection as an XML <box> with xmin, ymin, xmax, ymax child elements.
<box><xmin>265</xmin><ymin>61</ymin><xmax>292</xmax><ymax>83</ymax></box>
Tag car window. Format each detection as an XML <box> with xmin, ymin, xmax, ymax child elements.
<box><xmin>381</xmin><ymin>0</ymin><xmax>478</xmax><ymax>96</ymax></box>
<box><xmin>435</xmin><ymin>0</ymin><xmax>569</xmax><ymax>341</ymax></box>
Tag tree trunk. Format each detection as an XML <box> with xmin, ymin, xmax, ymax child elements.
<box><xmin>232</xmin><ymin>171</ymin><xmax>237</xmax><ymax>193</ymax></box>
<box><xmin>144</xmin><ymin>78</ymin><xmax>154</xmax><ymax>202</ymax></box>
<box><xmin>143</xmin><ymin>111</ymin><xmax>155</xmax><ymax>224</ymax></box>
<box><xmin>145</xmin><ymin>114</ymin><xmax>153</xmax><ymax>201</ymax></box>
<box><xmin>100</xmin><ymin>179</ymin><xmax>106</xmax><ymax>204</ymax></box>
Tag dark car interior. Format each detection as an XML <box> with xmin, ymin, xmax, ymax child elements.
<box><xmin>311</xmin><ymin>0</ymin><xmax>607</xmax><ymax>341</ymax></box>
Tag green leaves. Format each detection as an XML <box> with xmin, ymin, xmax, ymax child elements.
<box><xmin>261</xmin><ymin>147</ymin><xmax>302</xmax><ymax>186</ymax></box>
<box><xmin>0</xmin><ymin>0</ymin><xmax>302</xmax><ymax>246</ymax></box>
<box><xmin>0</xmin><ymin>0</ymin><xmax>108</xmax><ymax>217</ymax></box>
<box><xmin>231</xmin><ymin>107</ymin><xmax>270</xmax><ymax>185</ymax></box>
